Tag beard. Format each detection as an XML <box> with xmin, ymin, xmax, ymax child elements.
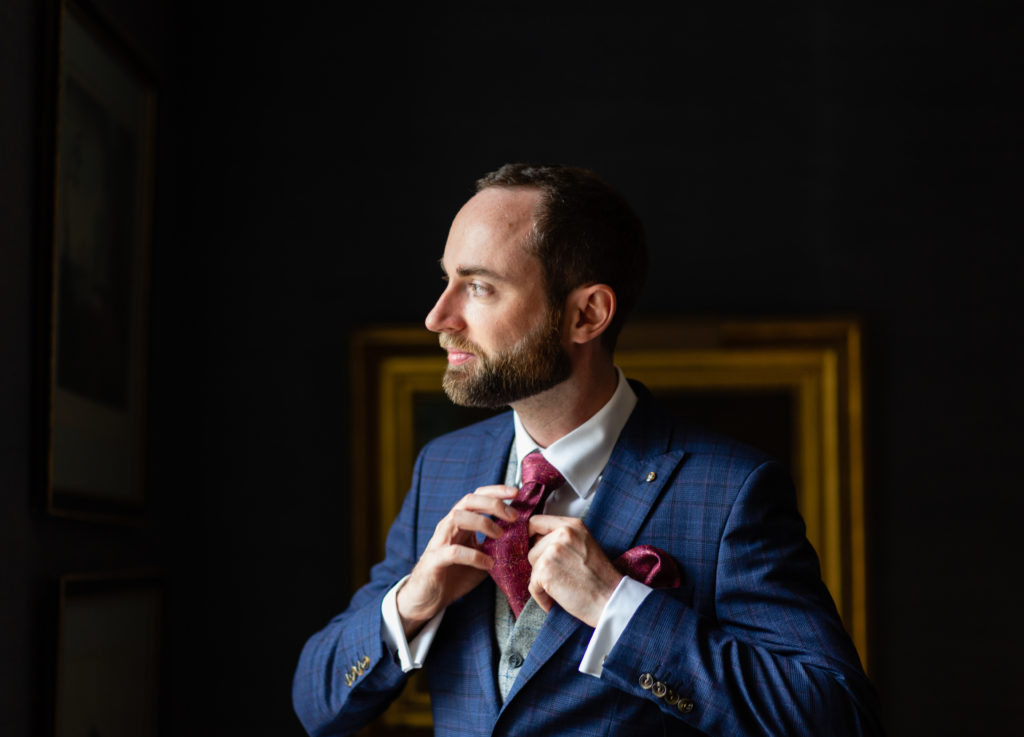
<box><xmin>440</xmin><ymin>308</ymin><xmax>572</xmax><ymax>410</ymax></box>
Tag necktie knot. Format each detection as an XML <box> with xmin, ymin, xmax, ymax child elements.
<box><xmin>511</xmin><ymin>452</ymin><xmax>563</xmax><ymax>514</ymax></box>
<box><xmin>520</xmin><ymin>452</ymin><xmax>563</xmax><ymax>489</ymax></box>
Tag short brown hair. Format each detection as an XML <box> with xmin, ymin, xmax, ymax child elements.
<box><xmin>475</xmin><ymin>163</ymin><xmax>648</xmax><ymax>352</ymax></box>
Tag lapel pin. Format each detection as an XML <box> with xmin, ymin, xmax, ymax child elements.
<box><xmin>645</xmin><ymin>471</ymin><xmax>657</xmax><ymax>482</ymax></box>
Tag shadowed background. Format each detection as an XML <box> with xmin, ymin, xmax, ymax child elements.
<box><xmin>1</xmin><ymin>2</ymin><xmax>1021</xmax><ymax>735</ymax></box>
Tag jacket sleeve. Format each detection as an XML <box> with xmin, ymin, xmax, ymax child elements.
<box><xmin>598</xmin><ymin>459</ymin><xmax>886</xmax><ymax>737</ymax></box>
<box><xmin>291</xmin><ymin>451</ymin><xmax>427</xmax><ymax>736</ymax></box>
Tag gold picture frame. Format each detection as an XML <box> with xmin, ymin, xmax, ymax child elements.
<box><xmin>350</xmin><ymin>317</ymin><xmax>868</xmax><ymax>733</ymax></box>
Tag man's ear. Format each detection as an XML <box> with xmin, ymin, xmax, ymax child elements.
<box><xmin>564</xmin><ymin>283</ymin><xmax>616</xmax><ymax>346</ymax></box>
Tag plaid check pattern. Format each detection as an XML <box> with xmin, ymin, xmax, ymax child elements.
<box><xmin>292</xmin><ymin>382</ymin><xmax>884</xmax><ymax>737</ymax></box>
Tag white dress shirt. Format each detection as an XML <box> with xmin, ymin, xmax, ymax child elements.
<box><xmin>381</xmin><ymin>367</ymin><xmax>651</xmax><ymax>678</ymax></box>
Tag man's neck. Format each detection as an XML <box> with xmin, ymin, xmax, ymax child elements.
<box><xmin>510</xmin><ymin>361</ymin><xmax>619</xmax><ymax>448</ymax></box>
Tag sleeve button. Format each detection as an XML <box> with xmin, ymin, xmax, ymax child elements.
<box><xmin>639</xmin><ymin>673</ymin><xmax>654</xmax><ymax>690</ymax></box>
<box><xmin>664</xmin><ymin>689</ymin><xmax>679</xmax><ymax>706</ymax></box>
<box><xmin>653</xmin><ymin>681</ymin><xmax>667</xmax><ymax>698</ymax></box>
<box><xmin>677</xmin><ymin>697</ymin><xmax>695</xmax><ymax>714</ymax></box>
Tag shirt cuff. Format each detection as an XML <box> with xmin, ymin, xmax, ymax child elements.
<box><xmin>578</xmin><ymin>575</ymin><xmax>652</xmax><ymax>678</ymax></box>
<box><xmin>380</xmin><ymin>575</ymin><xmax>445</xmax><ymax>673</ymax></box>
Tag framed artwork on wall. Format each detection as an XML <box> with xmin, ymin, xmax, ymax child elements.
<box><xmin>54</xmin><ymin>571</ymin><xmax>162</xmax><ymax>737</ymax></box>
<box><xmin>349</xmin><ymin>317</ymin><xmax>869</xmax><ymax>734</ymax></box>
<box><xmin>43</xmin><ymin>0</ymin><xmax>157</xmax><ymax>523</ymax></box>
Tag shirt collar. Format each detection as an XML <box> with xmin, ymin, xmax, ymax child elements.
<box><xmin>511</xmin><ymin>367</ymin><xmax>638</xmax><ymax>500</ymax></box>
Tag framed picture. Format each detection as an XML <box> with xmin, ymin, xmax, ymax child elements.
<box><xmin>54</xmin><ymin>571</ymin><xmax>162</xmax><ymax>737</ymax></box>
<box><xmin>44</xmin><ymin>0</ymin><xmax>157</xmax><ymax>522</ymax></box>
<box><xmin>349</xmin><ymin>318</ymin><xmax>868</xmax><ymax>734</ymax></box>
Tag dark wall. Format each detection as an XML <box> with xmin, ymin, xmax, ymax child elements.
<box><xmin>1</xmin><ymin>0</ymin><xmax>179</xmax><ymax>734</ymax></box>
<box><xmin>2</xmin><ymin>2</ymin><xmax>1021</xmax><ymax>736</ymax></box>
<box><xmin>0</xmin><ymin>0</ymin><xmax>38</xmax><ymax>733</ymax></box>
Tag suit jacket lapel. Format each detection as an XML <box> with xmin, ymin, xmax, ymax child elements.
<box><xmin>584</xmin><ymin>393</ymin><xmax>687</xmax><ymax>555</ymax></box>
<box><xmin>501</xmin><ymin>391</ymin><xmax>687</xmax><ymax>708</ymax></box>
<box><xmin>457</xmin><ymin>416</ymin><xmax>514</xmax><ymax>720</ymax></box>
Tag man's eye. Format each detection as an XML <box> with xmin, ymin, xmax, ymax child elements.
<box><xmin>468</xmin><ymin>282</ymin><xmax>491</xmax><ymax>296</ymax></box>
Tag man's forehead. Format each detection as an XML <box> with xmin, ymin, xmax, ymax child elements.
<box><xmin>468</xmin><ymin>185</ymin><xmax>542</xmax><ymax>216</ymax></box>
<box><xmin>455</xmin><ymin>187</ymin><xmax>541</xmax><ymax>239</ymax></box>
<box><xmin>441</xmin><ymin>188</ymin><xmax>542</xmax><ymax>275</ymax></box>
<box><xmin>438</xmin><ymin>244</ymin><xmax>535</xmax><ymax>282</ymax></box>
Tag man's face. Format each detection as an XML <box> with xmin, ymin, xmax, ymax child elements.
<box><xmin>425</xmin><ymin>187</ymin><xmax>572</xmax><ymax>409</ymax></box>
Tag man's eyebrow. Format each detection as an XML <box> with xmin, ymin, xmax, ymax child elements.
<box><xmin>438</xmin><ymin>259</ymin><xmax>508</xmax><ymax>281</ymax></box>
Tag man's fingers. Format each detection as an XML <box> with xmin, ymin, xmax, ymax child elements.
<box><xmin>448</xmin><ymin>509</ymin><xmax>504</xmax><ymax>540</ymax></box>
<box><xmin>529</xmin><ymin>577</ymin><xmax>554</xmax><ymax>613</ymax></box>
<box><xmin>471</xmin><ymin>484</ymin><xmax>520</xmax><ymax>498</ymax></box>
<box><xmin>527</xmin><ymin>531</ymin><xmax>555</xmax><ymax>566</ymax></box>
<box><xmin>528</xmin><ymin>516</ymin><xmax>590</xmax><ymax>566</ymax></box>
<box><xmin>424</xmin><ymin>543</ymin><xmax>494</xmax><ymax>572</ymax></box>
<box><xmin>453</xmin><ymin>487</ymin><xmax>519</xmax><ymax>522</ymax></box>
<box><xmin>528</xmin><ymin>514</ymin><xmax>579</xmax><ymax>537</ymax></box>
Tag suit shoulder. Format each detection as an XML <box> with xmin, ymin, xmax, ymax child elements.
<box><xmin>632</xmin><ymin>393</ymin><xmax>770</xmax><ymax>460</ymax></box>
<box><xmin>677</xmin><ymin>420</ymin><xmax>773</xmax><ymax>466</ymax></box>
<box><xmin>651</xmin><ymin>410</ymin><xmax>796</xmax><ymax>513</ymax></box>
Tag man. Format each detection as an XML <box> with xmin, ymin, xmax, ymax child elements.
<box><xmin>292</xmin><ymin>164</ymin><xmax>884</xmax><ymax>736</ymax></box>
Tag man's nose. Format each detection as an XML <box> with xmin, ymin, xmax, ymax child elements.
<box><xmin>425</xmin><ymin>288</ymin><xmax>463</xmax><ymax>334</ymax></box>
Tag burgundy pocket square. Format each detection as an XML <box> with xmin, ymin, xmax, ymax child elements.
<box><xmin>612</xmin><ymin>545</ymin><xmax>682</xmax><ymax>589</ymax></box>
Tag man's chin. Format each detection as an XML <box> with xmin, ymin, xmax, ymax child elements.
<box><xmin>441</xmin><ymin>371</ymin><xmax>507</xmax><ymax>410</ymax></box>
<box><xmin>441</xmin><ymin>370</ymin><xmax>568</xmax><ymax>411</ymax></box>
<box><xmin>441</xmin><ymin>371</ymin><xmax>488</xmax><ymax>409</ymax></box>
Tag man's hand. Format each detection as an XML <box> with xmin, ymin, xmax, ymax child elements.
<box><xmin>527</xmin><ymin>515</ymin><xmax>624</xmax><ymax>627</ymax></box>
<box><xmin>396</xmin><ymin>485</ymin><xmax>518</xmax><ymax>638</ymax></box>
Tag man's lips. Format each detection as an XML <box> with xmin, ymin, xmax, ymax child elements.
<box><xmin>445</xmin><ymin>349</ymin><xmax>475</xmax><ymax>366</ymax></box>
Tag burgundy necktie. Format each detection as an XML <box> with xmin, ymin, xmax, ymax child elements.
<box><xmin>483</xmin><ymin>452</ymin><xmax>682</xmax><ymax>618</ymax></box>
<box><xmin>482</xmin><ymin>452</ymin><xmax>562</xmax><ymax>617</ymax></box>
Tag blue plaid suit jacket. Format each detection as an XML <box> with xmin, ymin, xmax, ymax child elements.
<box><xmin>293</xmin><ymin>383</ymin><xmax>884</xmax><ymax>736</ymax></box>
